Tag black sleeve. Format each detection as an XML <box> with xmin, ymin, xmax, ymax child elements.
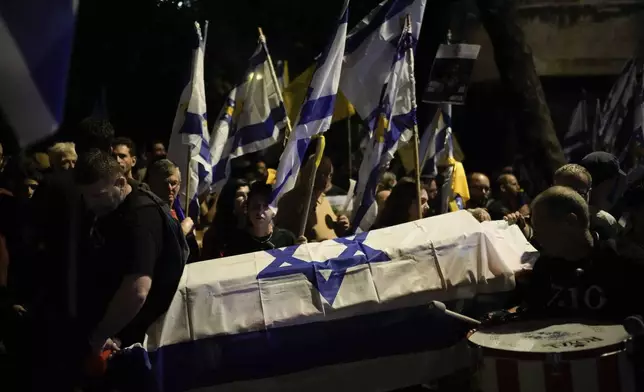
<box><xmin>120</xmin><ymin>206</ymin><xmax>163</xmax><ymax>277</ymax></box>
<box><xmin>488</xmin><ymin>201</ymin><xmax>511</xmax><ymax>221</ymax></box>
<box><xmin>522</xmin><ymin>257</ymin><xmax>552</xmax><ymax>314</ymax></box>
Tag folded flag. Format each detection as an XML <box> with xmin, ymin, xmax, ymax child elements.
<box><xmin>142</xmin><ymin>211</ymin><xmax>535</xmax><ymax>392</ymax></box>
<box><xmin>0</xmin><ymin>0</ymin><xmax>77</xmax><ymax>146</ymax></box>
<box><xmin>340</xmin><ymin>0</ymin><xmax>426</xmax><ymax>131</ymax></box>
<box><xmin>351</xmin><ymin>19</ymin><xmax>416</xmax><ymax>232</ymax></box>
<box><xmin>167</xmin><ymin>22</ymin><xmax>212</xmax><ymax>218</ymax></box>
<box><xmin>271</xmin><ymin>0</ymin><xmax>349</xmax><ymax>205</ymax></box>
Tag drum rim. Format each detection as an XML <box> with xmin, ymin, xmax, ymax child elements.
<box><xmin>467</xmin><ymin>341</ymin><xmax>627</xmax><ymax>361</ymax></box>
<box><xmin>468</xmin><ymin>318</ymin><xmax>629</xmax><ymax>360</ymax></box>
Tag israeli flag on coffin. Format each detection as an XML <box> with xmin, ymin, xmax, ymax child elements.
<box><xmin>0</xmin><ymin>0</ymin><xmax>77</xmax><ymax>147</ymax></box>
<box><xmin>339</xmin><ymin>0</ymin><xmax>426</xmax><ymax>131</ymax></box>
<box><xmin>142</xmin><ymin>211</ymin><xmax>537</xmax><ymax>392</ymax></box>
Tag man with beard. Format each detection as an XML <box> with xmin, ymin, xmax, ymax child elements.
<box><xmin>466</xmin><ymin>172</ymin><xmax>491</xmax><ymax>209</ymax></box>
<box><xmin>74</xmin><ymin>150</ymin><xmax>185</xmax><ymax>356</ymax></box>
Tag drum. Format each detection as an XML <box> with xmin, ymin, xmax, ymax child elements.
<box><xmin>468</xmin><ymin>319</ymin><xmax>636</xmax><ymax>392</ymax></box>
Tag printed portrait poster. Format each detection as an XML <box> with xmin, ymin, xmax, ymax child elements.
<box><xmin>422</xmin><ymin>44</ymin><xmax>481</xmax><ymax>105</ymax></box>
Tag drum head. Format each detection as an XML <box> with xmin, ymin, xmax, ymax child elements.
<box><xmin>468</xmin><ymin>319</ymin><xmax>628</xmax><ymax>354</ymax></box>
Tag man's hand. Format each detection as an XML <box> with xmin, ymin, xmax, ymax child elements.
<box><xmin>504</xmin><ymin>211</ymin><xmax>526</xmax><ymax>228</ymax></box>
<box><xmin>180</xmin><ymin>217</ymin><xmax>195</xmax><ymax>236</ymax></box>
<box><xmin>89</xmin><ymin>337</ymin><xmax>121</xmax><ymax>357</ymax></box>
<box><xmin>335</xmin><ymin>215</ymin><xmax>350</xmax><ymax>234</ymax></box>
<box><xmin>296</xmin><ymin>236</ymin><xmax>308</xmax><ymax>245</ymax></box>
<box><xmin>11</xmin><ymin>304</ymin><xmax>26</xmax><ymax>316</ymax></box>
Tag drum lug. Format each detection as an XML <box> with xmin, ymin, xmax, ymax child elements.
<box><xmin>546</xmin><ymin>353</ymin><xmax>563</xmax><ymax>374</ymax></box>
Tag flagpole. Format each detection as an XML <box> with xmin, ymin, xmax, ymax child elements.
<box><xmin>258</xmin><ymin>27</ymin><xmax>294</xmax><ymax>145</ymax></box>
<box><xmin>298</xmin><ymin>135</ymin><xmax>326</xmax><ymax>241</ymax></box>
<box><xmin>403</xmin><ymin>15</ymin><xmax>422</xmax><ymax>221</ymax></box>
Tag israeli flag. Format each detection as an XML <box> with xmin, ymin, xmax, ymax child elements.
<box><xmin>138</xmin><ymin>212</ymin><xmax>537</xmax><ymax>392</ymax></box>
<box><xmin>209</xmin><ymin>88</ymin><xmax>237</xmax><ymax>194</ymax></box>
<box><xmin>419</xmin><ymin>106</ymin><xmax>450</xmax><ymax>177</ymax></box>
<box><xmin>271</xmin><ymin>0</ymin><xmax>349</xmax><ymax>205</ymax></box>
<box><xmin>0</xmin><ymin>0</ymin><xmax>77</xmax><ymax>147</ymax></box>
<box><xmin>339</xmin><ymin>0</ymin><xmax>426</xmax><ymax>130</ymax></box>
<box><xmin>351</xmin><ymin>24</ymin><xmax>416</xmax><ymax>232</ymax></box>
<box><xmin>167</xmin><ymin>23</ymin><xmax>212</xmax><ymax>216</ymax></box>
<box><xmin>209</xmin><ymin>42</ymin><xmax>287</xmax><ymax>194</ymax></box>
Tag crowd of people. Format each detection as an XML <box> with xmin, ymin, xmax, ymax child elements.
<box><xmin>2</xmin><ymin>117</ymin><xmax>644</xmax><ymax>391</ymax></box>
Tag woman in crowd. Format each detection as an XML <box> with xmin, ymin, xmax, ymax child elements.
<box><xmin>201</xmin><ymin>178</ymin><xmax>250</xmax><ymax>260</ymax></box>
<box><xmin>373</xmin><ymin>178</ymin><xmax>429</xmax><ymax>230</ymax></box>
<box><xmin>223</xmin><ymin>182</ymin><xmax>296</xmax><ymax>257</ymax></box>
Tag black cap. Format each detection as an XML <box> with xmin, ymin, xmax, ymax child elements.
<box><xmin>580</xmin><ymin>151</ymin><xmax>625</xmax><ymax>186</ymax></box>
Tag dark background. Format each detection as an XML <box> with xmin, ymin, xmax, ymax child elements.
<box><xmin>0</xmin><ymin>0</ymin><xmax>620</xmax><ymax>180</ymax></box>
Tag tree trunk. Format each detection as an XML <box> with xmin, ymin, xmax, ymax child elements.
<box><xmin>476</xmin><ymin>0</ymin><xmax>566</xmax><ymax>183</ymax></box>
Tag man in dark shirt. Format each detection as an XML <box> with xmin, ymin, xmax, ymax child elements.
<box><xmin>526</xmin><ymin>185</ymin><xmax>644</xmax><ymax>321</ymax></box>
<box><xmin>487</xmin><ymin>173</ymin><xmax>530</xmax><ymax>220</ymax></box>
<box><xmin>75</xmin><ymin>150</ymin><xmax>176</xmax><ymax>351</ymax></box>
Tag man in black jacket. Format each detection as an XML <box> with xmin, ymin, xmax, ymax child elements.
<box><xmin>526</xmin><ymin>185</ymin><xmax>644</xmax><ymax>321</ymax></box>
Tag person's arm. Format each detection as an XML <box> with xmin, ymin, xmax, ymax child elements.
<box><xmin>89</xmin><ymin>274</ymin><xmax>151</xmax><ymax>352</ymax></box>
<box><xmin>90</xmin><ymin>207</ymin><xmax>162</xmax><ymax>350</ymax></box>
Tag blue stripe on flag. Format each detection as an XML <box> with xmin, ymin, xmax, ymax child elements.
<box><xmin>271</xmin><ymin>137</ymin><xmax>311</xmax><ymax>201</ymax></box>
<box><xmin>351</xmin><ymin>166</ymin><xmax>382</xmax><ymax>231</ymax></box>
<box><xmin>181</xmin><ymin>112</ymin><xmax>206</xmax><ymax>136</ymax></box>
<box><xmin>232</xmin><ymin>106</ymin><xmax>284</xmax><ymax>149</ymax></box>
<box><xmin>0</xmin><ymin>0</ymin><xmax>76</xmax><ymax>122</ymax></box>
<box><xmin>345</xmin><ymin>0</ymin><xmax>415</xmax><ymax>54</ymax></box>
<box><xmin>148</xmin><ymin>303</ymin><xmax>468</xmax><ymax>391</ymax></box>
<box><xmin>298</xmin><ymin>95</ymin><xmax>336</xmax><ymax>125</ymax></box>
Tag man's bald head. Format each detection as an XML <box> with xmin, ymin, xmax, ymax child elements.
<box><xmin>532</xmin><ymin>186</ymin><xmax>590</xmax><ymax>229</ymax></box>
<box><xmin>468</xmin><ymin>172</ymin><xmax>491</xmax><ymax>207</ymax></box>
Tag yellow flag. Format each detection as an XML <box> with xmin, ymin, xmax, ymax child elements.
<box><xmin>447</xmin><ymin>158</ymin><xmax>470</xmax><ymax>212</ymax></box>
<box><xmin>283</xmin><ymin>65</ymin><xmax>355</xmax><ymax>125</ymax></box>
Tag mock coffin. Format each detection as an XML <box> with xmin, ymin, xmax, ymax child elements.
<box><xmin>144</xmin><ymin>211</ymin><xmax>537</xmax><ymax>392</ymax></box>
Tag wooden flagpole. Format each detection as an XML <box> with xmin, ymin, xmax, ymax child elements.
<box><xmin>298</xmin><ymin>135</ymin><xmax>326</xmax><ymax>241</ymax></box>
<box><xmin>258</xmin><ymin>27</ymin><xmax>293</xmax><ymax>145</ymax></box>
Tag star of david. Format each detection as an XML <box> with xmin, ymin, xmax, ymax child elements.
<box><xmin>257</xmin><ymin>232</ymin><xmax>389</xmax><ymax>305</ymax></box>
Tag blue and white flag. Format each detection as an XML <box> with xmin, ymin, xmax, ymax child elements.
<box><xmin>339</xmin><ymin>0</ymin><xmax>426</xmax><ymax>131</ymax></box>
<box><xmin>141</xmin><ymin>212</ymin><xmax>536</xmax><ymax>392</ymax></box>
<box><xmin>167</xmin><ymin>23</ymin><xmax>212</xmax><ymax>216</ymax></box>
<box><xmin>0</xmin><ymin>0</ymin><xmax>77</xmax><ymax>147</ymax></box>
<box><xmin>562</xmin><ymin>99</ymin><xmax>589</xmax><ymax>162</ymax></box>
<box><xmin>418</xmin><ymin>106</ymin><xmax>450</xmax><ymax>177</ymax></box>
<box><xmin>209</xmin><ymin>88</ymin><xmax>237</xmax><ymax>194</ymax></box>
<box><xmin>271</xmin><ymin>0</ymin><xmax>349</xmax><ymax>205</ymax></box>
<box><xmin>600</xmin><ymin>59</ymin><xmax>637</xmax><ymax>152</ymax></box>
<box><xmin>351</xmin><ymin>24</ymin><xmax>415</xmax><ymax>232</ymax></box>
<box><xmin>209</xmin><ymin>43</ymin><xmax>287</xmax><ymax>194</ymax></box>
